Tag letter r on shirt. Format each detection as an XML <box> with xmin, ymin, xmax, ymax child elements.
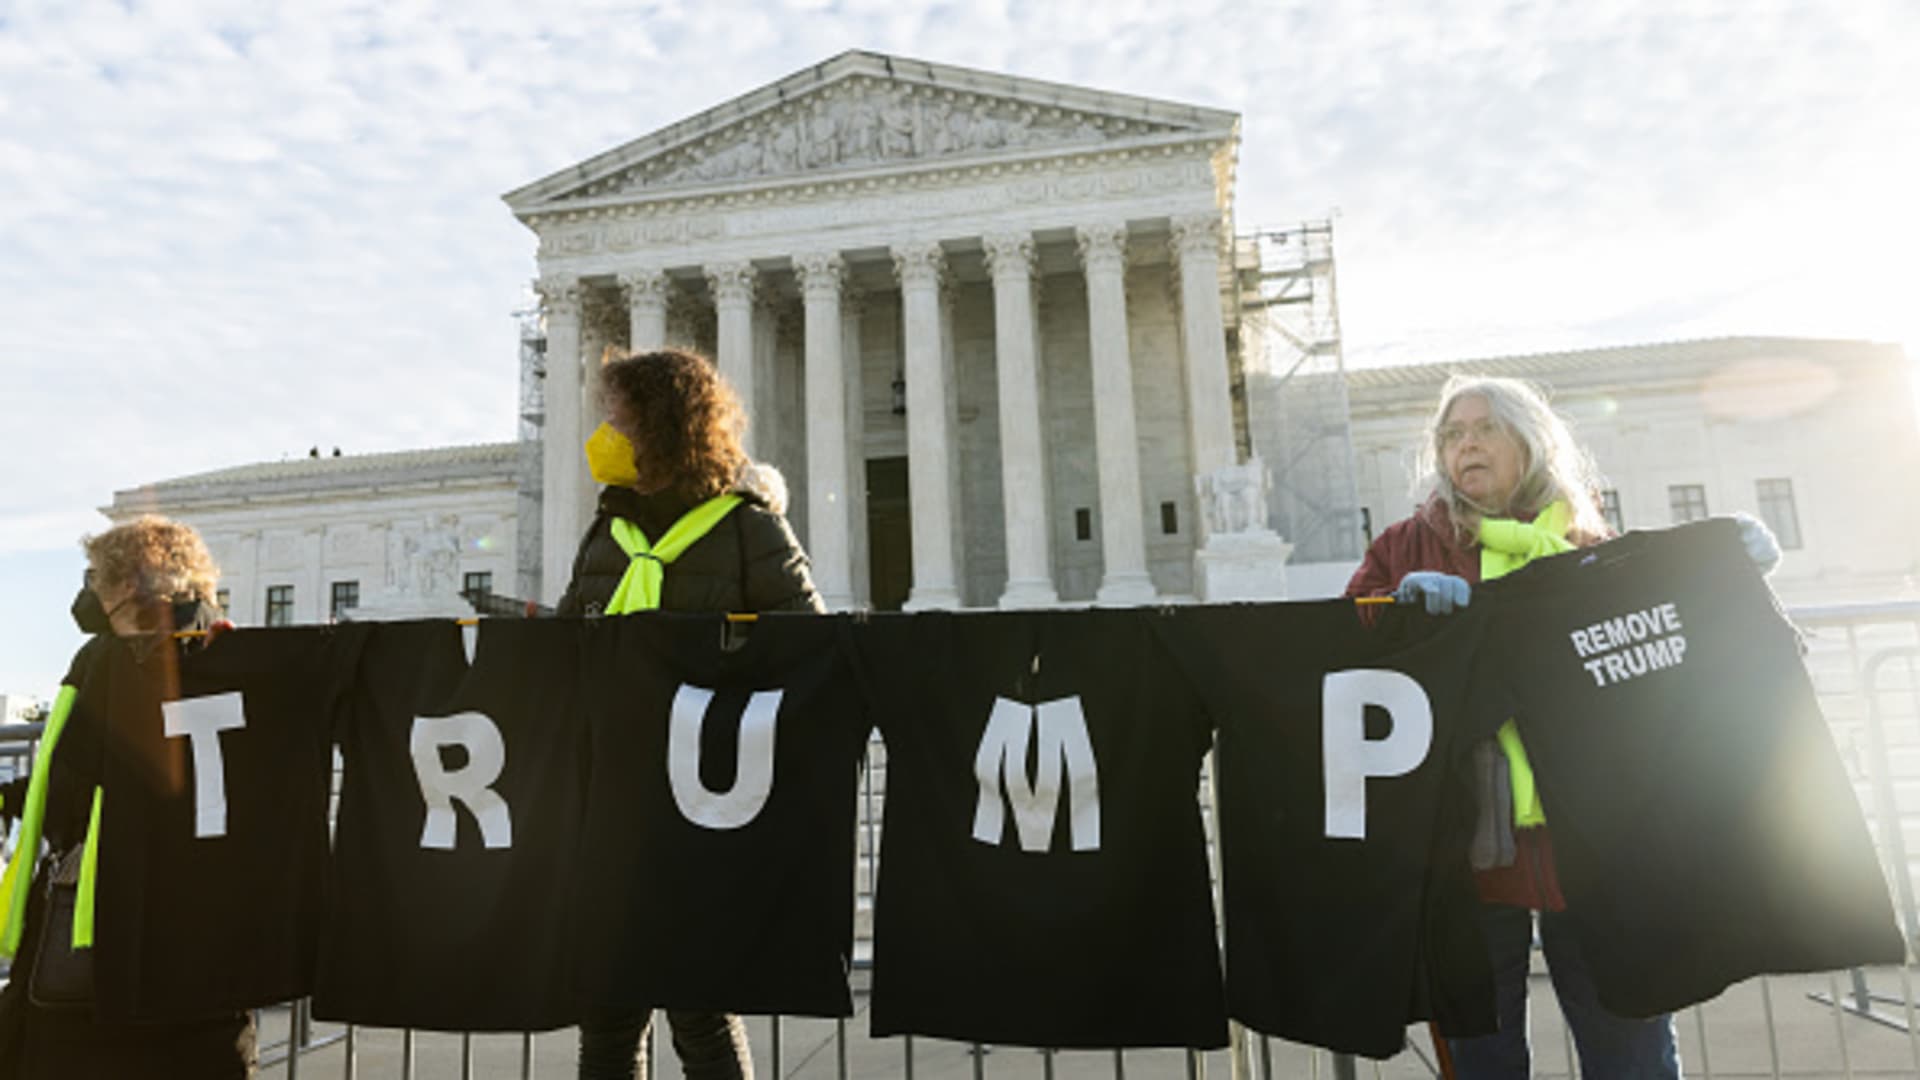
<box><xmin>411</xmin><ymin>712</ymin><xmax>513</xmax><ymax>850</ymax></box>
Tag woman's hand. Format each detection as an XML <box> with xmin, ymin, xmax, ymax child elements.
<box><xmin>1394</xmin><ymin>571</ymin><xmax>1472</xmax><ymax>615</ymax></box>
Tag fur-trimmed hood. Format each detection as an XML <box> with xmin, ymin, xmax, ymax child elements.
<box><xmin>735</xmin><ymin>461</ymin><xmax>789</xmax><ymax>516</ymax></box>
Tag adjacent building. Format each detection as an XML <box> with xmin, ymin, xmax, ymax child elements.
<box><xmin>105</xmin><ymin>445</ymin><xmax>521</xmax><ymax>624</ymax></box>
<box><xmin>1331</xmin><ymin>337</ymin><xmax>1920</xmax><ymax>606</ymax></box>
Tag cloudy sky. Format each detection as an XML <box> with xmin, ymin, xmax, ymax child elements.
<box><xmin>1</xmin><ymin>0</ymin><xmax>1916</xmax><ymax>692</ymax></box>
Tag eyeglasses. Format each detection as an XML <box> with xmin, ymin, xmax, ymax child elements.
<box><xmin>1436</xmin><ymin>418</ymin><xmax>1504</xmax><ymax>449</ymax></box>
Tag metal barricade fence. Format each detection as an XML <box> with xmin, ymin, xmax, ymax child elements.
<box><xmin>14</xmin><ymin>601</ymin><xmax>1920</xmax><ymax>1077</ymax></box>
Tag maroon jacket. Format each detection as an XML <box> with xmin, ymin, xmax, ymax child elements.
<box><xmin>1344</xmin><ymin>496</ymin><xmax>1571</xmax><ymax>911</ymax></box>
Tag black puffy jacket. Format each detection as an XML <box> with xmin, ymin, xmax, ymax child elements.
<box><xmin>555</xmin><ymin>468</ymin><xmax>824</xmax><ymax>617</ymax></box>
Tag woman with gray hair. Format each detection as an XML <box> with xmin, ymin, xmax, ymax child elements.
<box><xmin>1346</xmin><ymin>374</ymin><xmax>1778</xmax><ymax>1078</ymax></box>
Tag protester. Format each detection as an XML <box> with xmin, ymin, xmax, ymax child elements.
<box><xmin>0</xmin><ymin>515</ymin><xmax>253</xmax><ymax>1078</ymax></box>
<box><xmin>1345</xmin><ymin>375</ymin><xmax>1781</xmax><ymax>1078</ymax></box>
<box><xmin>560</xmin><ymin>347</ymin><xmax>824</xmax><ymax>1080</ymax></box>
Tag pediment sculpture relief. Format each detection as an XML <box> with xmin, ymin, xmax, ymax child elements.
<box><xmin>586</xmin><ymin>78</ymin><xmax>1183</xmax><ymax>197</ymax></box>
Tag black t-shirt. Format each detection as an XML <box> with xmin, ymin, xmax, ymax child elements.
<box><xmin>1155</xmin><ymin>602</ymin><xmax>1493</xmax><ymax>1060</ymax></box>
<box><xmin>313</xmin><ymin>620</ymin><xmax>585</xmax><ymax>1032</ymax></box>
<box><xmin>572</xmin><ymin>613</ymin><xmax>869</xmax><ymax>1018</ymax></box>
<box><xmin>1470</xmin><ymin>519</ymin><xmax>1905</xmax><ymax>1016</ymax></box>
<box><xmin>854</xmin><ymin>610</ymin><xmax>1228</xmax><ymax>1050</ymax></box>
<box><xmin>94</xmin><ymin>625</ymin><xmax>361</xmax><ymax>1023</ymax></box>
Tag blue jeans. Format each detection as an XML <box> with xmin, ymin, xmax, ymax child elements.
<box><xmin>577</xmin><ymin>1010</ymin><xmax>753</xmax><ymax>1080</ymax></box>
<box><xmin>1449</xmin><ymin>904</ymin><xmax>1681</xmax><ymax>1079</ymax></box>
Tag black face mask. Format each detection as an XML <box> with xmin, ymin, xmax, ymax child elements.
<box><xmin>71</xmin><ymin>584</ymin><xmax>113</xmax><ymax>636</ymax></box>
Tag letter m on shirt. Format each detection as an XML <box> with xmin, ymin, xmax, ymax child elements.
<box><xmin>971</xmin><ymin>696</ymin><xmax>1101</xmax><ymax>853</ymax></box>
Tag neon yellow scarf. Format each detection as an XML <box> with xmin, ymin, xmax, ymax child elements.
<box><xmin>0</xmin><ymin>683</ymin><xmax>102</xmax><ymax>958</ymax></box>
<box><xmin>1479</xmin><ymin>500</ymin><xmax>1576</xmax><ymax>828</ymax></box>
<box><xmin>605</xmin><ymin>494</ymin><xmax>743</xmax><ymax>614</ymax></box>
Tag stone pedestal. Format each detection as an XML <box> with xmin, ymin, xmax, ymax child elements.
<box><xmin>1193</xmin><ymin>454</ymin><xmax>1292</xmax><ymax>602</ymax></box>
<box><xmin>1193</xmin><ymin>530</ymin><xmax>1294</xmax><ymax>602</ymax></box>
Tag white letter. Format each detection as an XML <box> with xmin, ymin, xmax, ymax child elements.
<box><xmin>667</xmin><ymin>685</ymin><xmax>781</xmax><ymax>830</ymax></box>
<box><xmin>1659</xmin><ymin>602</ymin><xmax>1682</xmax><ymax>633</ymax></box>
<box><xmin>1602</xmin><ymin>653</ymin><xmax>1630</xmax><ymax>684</ymax></box>
<box><xmin>162</xmin><ymin>692</ymin><xmax>246</xmax><ymax>839</ymax></box>
<box><xmin>411</xmin><ymin>712</ymin><xmax>512</xmax><ymax>849</ymax></box>
<box><xmin>1583</xmin><ymin>658</ymin><xmax>1608</xmax><ymax>686</ymax></box>
<box><xmin>972</xmin><ymin>696</ymin><xmax>1101</xmax><ymax>852</ymax></box>
<box><xmin>1570</xmin><ymin>628</ymin><xmax>1594</xmax><ymax>658</ymax></box>
<box><xmin>1036</xmin><ymin>698</ymin><xmax>1101</xmax><ymax>851</ymax></box>
<box><xmin>1323</xmin><ymin>670</ymin><xmax>1433</xmax><ymax>840</ymax></box>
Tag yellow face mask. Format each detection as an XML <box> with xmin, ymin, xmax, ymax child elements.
<box><xmin>584</xmin><ymin>423</ymin><xmax>640</xmax><ymax>488</ymax></box>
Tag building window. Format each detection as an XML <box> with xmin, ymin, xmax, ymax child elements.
<box><xmin>1074</xmin><ymin>508</ymin><xmax>1092</xmax><ymax>542</ymax></box>
<box><xmin>330</xmin><ymin>580</ymin><xmax>359</xmax><ymax>620</ymax></box>
<box><xmin>265</xmin><ymin>586</ymin><xmax>294</xmax><ymax>627</ymax></box>
<box><xmin>1159</xmin><ymin>501</ymin><xmax>1178</xmax><ymax>536</ymax></box>
<box><xmin>215</xmin><ymin>588</ymin><xmax>229</xmax><ymax>617</ymax></box>
<box><xmin>463</xmin><ymin>571</ymin><xmax>494</xmax><ymax>598</ymax></box>
<box><xmin>1668</xmin><ymin>484</ymin><xmax>1709</xmax><ymax>524</ymax></box>
<box><xmin>1600</xmin><ymin>489</ymin><xmax>1624</xmax><ymax>534</ymax></box>
<box><xmin>1756</xmin><ymin>478</ymin><xmax>1803</xmax><ymax>550</ymax></box>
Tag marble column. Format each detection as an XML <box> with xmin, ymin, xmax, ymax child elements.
<box><xmin>796</xmin><ymin>252</ymin><xmax>853</xmax><ymax>610</ymax></box>
<box><xmin>841</xmin><ymin>288</ymin><xmax>870</xmax><ymax>606</ymax></box>
<box><xmin>892</xmin><ymin>240</ymin><xmax>962</xmax><ymax>610</ymax></box>
<box><xmin>1076</xmin><ymin>223</ymin><xmax>1156</xmax><ymax>605</ymax></box>
<box><xmin>578</xmin><ymin>289</ymin><xmax>624</xmax><ymax>533</ymax></box>
<box><xmin>1170</xmin><ymin>212</ymin><xmax>1238</xmax><ymax>477</ymax></box>
<box><xmin>706</xmin><ymin>261</ymin><xmax>758</xmax><ymax>456</ymax></box>
<box><xmin>534</xmin><ymin>273</ymin><xmax>584</xmax><ymax>604</ymax></box>
<box><xmin>984</xmin><ymin>230</ymin><xmax>1059</xmax><ymax>608</ymax></box>
<box><xmin>619</xmin><ymin>268</ymin><xmax>672</xmax><ymax>353</ymax></box>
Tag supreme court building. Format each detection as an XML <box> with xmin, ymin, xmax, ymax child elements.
<box><xmin>502</xmin><ymin>50</ymin><xmax>1287</xmax><ymax>612</ymax></box>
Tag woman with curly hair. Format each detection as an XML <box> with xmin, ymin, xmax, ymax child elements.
<box><xmin>561</xmin><ymin>347</ymin><xmax>822</xmax><ymax>1079</ymax></box>
<box><xmin>0</xmin><ymin>515</ymin><xmax>254</xmax><ymax>1078</ymax></box>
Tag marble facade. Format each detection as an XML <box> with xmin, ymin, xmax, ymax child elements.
<box><xmin>504</xmin><ymin>50</ymin><xmax>1263</xmax><ymax>610</ymax></box>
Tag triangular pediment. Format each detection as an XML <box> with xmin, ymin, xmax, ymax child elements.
<box><xmin>505</xmin><ymin>50</ymin><xmax>1238</xmax><ymax>213</ymax></box>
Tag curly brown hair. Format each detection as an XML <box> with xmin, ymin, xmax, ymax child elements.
<box><xmin>84</xmin><ymin>515</ymin><xmax>219</xmax><ymax>607</ymax></box>
<box><xmin>597</xmin><ymin>349</ymin><xmax>749</xmax><ymax>501</ymax></box>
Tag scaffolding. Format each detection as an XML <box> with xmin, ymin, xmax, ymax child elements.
<box><xmin>1229</xmin><ymin>220</ymin><xmax>1366</xmax><ymax>563</ymax></box>
<box><xmin>514</xmin><ymin>307</ymin><xmax>547</xmax><ymax>602</ymax></box>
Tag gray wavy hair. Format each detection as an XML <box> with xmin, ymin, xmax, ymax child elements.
<box><xmin>1415</xmin><ymin>374</ymin><xmax>1609</xmax><ymax>541</ymax></box>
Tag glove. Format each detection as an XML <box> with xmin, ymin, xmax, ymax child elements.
<box><xmin>1393</xmin><ymin>571</ymin><xmax>1472</xmax><ymax>615</ymax></box>
<box><xmin>1730</xmin><ymin>511</ymin><xmax>1782</xmax><ymax>576</ymax></box>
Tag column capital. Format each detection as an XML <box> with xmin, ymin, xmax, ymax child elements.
<box><xmin>1075</xmin><ymin>222</ymin><xmax>1129</xmax><ymax>273</ymax></box>
<box><xmin>533</xmin><ymin>273</ymin><xmax>582</xmax><ymax>316</ymax></box>
<box><xmin>1168</xmin><ymin>211</ymin><xmax>1225</xmax><ymax>265</ymax></box>
<box><xmin>891</xmin><ymin>240</ymin><xmax>946</xmax><ymax>290</ymax></box>
<box><xmin>706</xmin><ymin>261</ymin><xmax>758</xmax><ymax>306</ymax></box>
<box><xmin>794</xmin><ymin>252</ymin><xmax>846</xmax><ymax>302</ymax></box>
<box><xmin>617</xmin><ymin>268</ymin><xmax>673</xmax><ymax>306</ymax></box>
<box><xmin>981</xmin><ymin>231</ymin><xmax>1036</xmax><ymax>280</ymax></box>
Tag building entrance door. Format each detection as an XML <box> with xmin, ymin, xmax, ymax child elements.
<box><xmin>866</xmin><ymin>456</ymin><xmax>912</xmax><ymax>612</ymax></box>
